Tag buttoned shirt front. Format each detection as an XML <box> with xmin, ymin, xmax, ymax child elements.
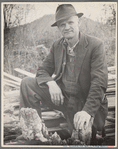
<box><xmin>61</xmin><ymin>39</ymin><xmax>80</xmax><ymax>95</ymax></box>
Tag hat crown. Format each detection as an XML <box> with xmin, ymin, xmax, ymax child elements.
<box><xmin>51</xmin><ymin>4</ymin><xmax>83</xmax><ymax>27</ymax></box>
<box><xmin>55</xmin><ymin>4</ymin><xmax>77</xmax><ymax>22</ymax></box>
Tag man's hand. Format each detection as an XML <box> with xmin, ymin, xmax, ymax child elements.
<box><xmin>46</xmin><ymin>81</ymin><xmax>64</xmax><ymax>106</ymax></box>
<box><xmin>73</xmin><ymin>111</ymin><xmax>91</xmax><ymax>130</ymax></box>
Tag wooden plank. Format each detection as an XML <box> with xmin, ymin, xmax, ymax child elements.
<box><xmin>106</xmin><ymin>133</ymin><xmax>115</xmax><ymax>137</ymax></box>
<box><xmin>4</xmin><ymin>72</ymin><xmax>22</xmax><ymax>83</ymax></box>
<box><xmin>106</xmin><ymin>93</ymin><xmax>115</xmax><ymax>96</ymax></box>
<box><xmin>4</xmin><ymin>82</ymin><xmax>20</xmax><ymax>89</ymax></box>
<box><xmin>106</xmin><ymin>117</ymin><xmax>115</xmax><ymax>123</ymax></box>
<box><xmin>105</xmin><ymin>128</ymin><xmax>115</xmax><ymax>134</ymax></box>
<box><xmin>108</xmin><ymin>80</ymin><xmax>115</xmax><ymax>84</ymax></box>
<box><xmin>47</xmin><ymin>126</ymin><xmax>64</xmax><ymax>132</ymax></box>
<box><xmin>105</xmin><ymin>123</ymin><xmax>115</xmax><ymax>129</ymax></box>
<box><xmin>14</xmin><ymin>68</ymin><xmax>35</xmax><ymax>78</ymax></box>
<box><xmin>107</xmin><ymin>98</ymin><xmax>115</xmax><ymax>107</ymax></box>
<box><xmin>106</xmin><ymin>88</ymin><xmax>115</xmax><ymax>93</ymax></box>
<box><xmin>42</xmin><ymin>111</ymin><xmax>63</xmax><ymax>120</ymax></box>
<box><xmin>108</xmin><ymin>76</ymin><xmax>116</xmax><ymax>80</ymax></box>
<box><xmin>108</xmin><ymin>111</ymin><xmax>115</xmax><ymax>118</ymax></box>
<box><xmin>4</xmin><ymin>79</ymin><xmax>20</xmax><ymax>86</ymax></box>
<box><xmin>108</xmin><ymin>106</ymin><xmax>115</xmax><ymax>111</ymax></box>
<box><xmin>108</xmin><ymin>66</ymin><xmax>115</xmax><ymax>72</ymax></box>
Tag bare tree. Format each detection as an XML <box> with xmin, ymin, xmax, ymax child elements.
<box><xmin>3</xmin><ymin>4</ymin><xmax>34</xmax><ymax>30</ymax></box>
<box><xmin>102</xmin><ymin>4</ymin><xmax>116</xmax><ymax>25</ymax></box>
<box><xmin>3</xmin><ymin>4</ymin><xmax>34</xmax><ymax>73</ymax></box>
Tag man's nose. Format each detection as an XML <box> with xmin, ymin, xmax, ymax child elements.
<box><xmin>65</xmin><ymin>23</ymin><xmax>70</xmax><ymax>30</ymax></box>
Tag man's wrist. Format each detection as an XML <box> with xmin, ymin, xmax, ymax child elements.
<box><xmin>46</xmin><ymin>80</ymin><xmax>56</xmax><ymax>86</ymax></box>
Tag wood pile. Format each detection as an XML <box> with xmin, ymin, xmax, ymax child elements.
<box><xmin>3</xmin><ymin>66</ymin><xmax>116</xmax><ymax>145</ymax></box>
<box><xmin>103</xmin><ymin>66</ymin><xmax>116</xmax><ymax>145</ymax></box>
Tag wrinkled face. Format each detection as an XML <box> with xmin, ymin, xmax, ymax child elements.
<box><xmin>57</xmin><ymin>16</ymin><xmax>79</xmax><ymax>40</ymax></box>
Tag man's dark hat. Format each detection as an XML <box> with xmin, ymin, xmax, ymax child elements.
<box><xmin>51</xmin><ymin>4</ymin><xmax>83</xmax><ymax>27</ymax></box>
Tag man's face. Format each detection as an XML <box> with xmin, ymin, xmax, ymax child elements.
<box><xmin>57</xmin><ymin>16</ymin><xmax>79</xmax><ymax>40</ymax></box>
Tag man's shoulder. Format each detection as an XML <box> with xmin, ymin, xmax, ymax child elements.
<box><xmin>53</xmin><ymin>37</ymin><xmax>64</xmax><ymax>47</ymax></box>
<box><xmin>85</xmin><ymin>33</ymin><xmax>103</xmax><ymax>46</ymax></box>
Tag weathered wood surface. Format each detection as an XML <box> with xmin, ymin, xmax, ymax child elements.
<box><xmin>14</xmin><ymin>68</ymin><xmax>35</xmax><ymax>78</ymax></box>
<box><xmin>4</xmin><ymin>72</ymin><xmax>22</xmax><ymax>83</ymax></box>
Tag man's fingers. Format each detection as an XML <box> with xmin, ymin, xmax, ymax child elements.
<box><xmin>56</xmin><ymin>94</ymin><xmax>60</xmax><ymax>106</ymax></box>
<box><xmin>60</xmin><ymin>94</ymin><xmax>64</xmax><ymax>105</ymax></box>
<box><xmin>73</xmin><ymin>114</ymin><xmax>77</xmax><ymax>129</ymax></box>
<box><xmin>78</xmin><ymin>119</ymin><xmax>85</xmax><ymax>130</ymax></box>
<box><xmin>74</xmin><ymin>114</ymin><xmax>80</xmax><ymax>130</ymax></box>
<box><xmin>54</xmin><ymin>93</ymin><xmax>64</xmax><ymax>106</ymax></box>
<box><xmin>50</xmin><ymin>93</ymin><xmax>57</xmax><ymax>105</ymax></box>
<box><xmin>84</xmin><ymin>119</ymin><xmax>89</xmax><ymax>130</ymax></box>
<box><xmin>54</xmin><ymin>94</ymin><xmax>58</xmax><ymax>106</ymax></box>
<box><xmin>50</xmin><ymin>91</ymin><xmax>64</xmax><ymax>106</ymax></box>
<box><xmin>76</xmin><ymin>117</ymin><xmax>83</xmax><ymax>130</ymax></box>
<box><xmin>50</xmin><ymin>93</ymin><xmax>54</xmax><ymax>103</ymax></box>
<box><xmin>73</xmin><ymin>111</ymin><xmax>91</xmax><ymax>131</ymax></box>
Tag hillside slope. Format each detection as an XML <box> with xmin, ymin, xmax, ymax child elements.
<box><xmin>4</xmin><ymin>14</ymin><xmax>116</xmax><ymax>73</ymax></box>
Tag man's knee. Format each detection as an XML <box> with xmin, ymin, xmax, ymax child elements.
<box><xmin>21</xmin><ymin>77</ymin><xmax>36</xmax><ymax>88</ymax></box>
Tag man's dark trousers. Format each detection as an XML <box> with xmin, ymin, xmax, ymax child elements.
<box><xmin>20</xmin><ymin>77</ymin><xmax>100</xmax><ymax>145</ymax></box>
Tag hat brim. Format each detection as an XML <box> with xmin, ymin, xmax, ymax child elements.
<box><xmin>51</xmin><ymin>13</ymin><xmax>83</xmax><ymax>27</ymax></box>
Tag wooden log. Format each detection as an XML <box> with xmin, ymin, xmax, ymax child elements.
<box><xmin>4</xmin><ymin>72</ymin><xmax>22</xmax><ymax>83</ymax></box>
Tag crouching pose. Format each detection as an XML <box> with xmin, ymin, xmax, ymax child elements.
<box><xmin>20</xmin><ymin>4</ymin><xmax>108</xmax><ymax>145</ymax></box>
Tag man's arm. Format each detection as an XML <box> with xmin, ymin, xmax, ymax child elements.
<box><xmin>36</xmin><ymin>43</ymin><xmax>64</xmax><ymax>106</ymax></box>
<box><xmin>74</xmin><ymin>41</ymin><xmax>108</xmax><ymax>130</ymax></box>
<box><xmin>36</xmin><ymin>43</ymin><xmax>55</xmax><ymax>85</ymax></box>
<box><xmin>46</xmin><ymin>81</ymin><xmax>64</xmax><ymax>106</ymax></box>
<box><xmin>82</xmin><ymin>41</ymin><xmax>108</xmax><ymax>117</ymax></box>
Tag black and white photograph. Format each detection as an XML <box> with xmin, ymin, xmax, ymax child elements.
<box><xmin>1</xmin><ymin>2</ymin><xmax>117</xmax><ymax>147</ymax></box>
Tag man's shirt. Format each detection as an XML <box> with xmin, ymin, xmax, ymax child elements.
<box><xmin>61</xmin><ymin>39</ymin><xmax>80</xmax><ymax>95</ymax></box>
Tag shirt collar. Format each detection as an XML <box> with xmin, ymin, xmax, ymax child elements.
<box><xmin>63</xmin><ymin>36</ymin><xmax>79</xmax><ymax>56</ymax></box>
<box><xmin>63</xmin><ymin>33</ymin><xmax>80</xmax><ymax>49</ymax></box>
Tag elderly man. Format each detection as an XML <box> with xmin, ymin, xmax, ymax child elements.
<box><xmin>20</xmin><ymin>4</ymin><xmax>108</xmax><ymax>145</ymax></box>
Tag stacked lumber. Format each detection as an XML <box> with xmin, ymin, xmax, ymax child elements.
<box><xmin>104</xmin><ymin>66</ymin><xmax>116</xmax><ymax>145</ymax></box>
<box><xmin>3</xmin><ymin>66</ymin><xmax>116</xmax><ymax>145</ymax></box>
